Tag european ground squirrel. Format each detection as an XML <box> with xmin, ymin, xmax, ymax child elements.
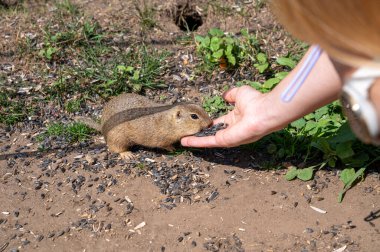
<box><xmin>78</xmin><ymin>93</ymin><xmax>212</xmax><ymax>159</ymax></box>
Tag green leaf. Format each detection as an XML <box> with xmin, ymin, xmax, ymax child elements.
<box><xmin>212</xmin><ymin>49</ymin><xmax>224</xmax><ymax>59</ymax></box>
<box><xmin>195</xmin><ymin>35</ymin><xmax>204</xmax><ymax>43</ymax></box>
<box><xmin>132</xmin><ymin>70</ymin><xmax>140</xmax><ymax>80</ymax></box>
<box><xmin>304</xmin><ymin>121</ymin><xmax>317</xmax><ymax>132</ymax></box>
<box><xmin>240</xmin><ymin>28</ymin><xmax>249</xmax><ymax>37</ymax></box>
<box><xmin>254</xmin><ymin>63</ymin><xmax>269</xmax><ymax>73</ymax></box>
<box><xmin>311</xmin><ymin>138</ymin><xmax>333</xmax><ymax>154</ymax></box>
<box><xmin>347</xmin><ymin>153</ymin><xmax>369</xmax><ymax>167</ymax></box>
<box><xmin>226</xmin><ymin>54</ymin><xmax>236</xmax><ymax>65</ymax></box>
<box><xmin>209</xmin><ymin>28</ymin><xmax>224</xmax><ymax>37</ymax></box>
<box><xmin>291</xmin><ymin>118</ymin><xmax>306</xmax><ymax>129</ymax></box>
<box><xmin>338</xmin><ymin>168</ymin><xmax>366</xmax><ymax>203</ymax></box>
<box><xmin>285</xmin><ymin>167</ymin><xmax>298</xmax><ymax>181</ymax></box>
<box><xmin>297</xmin><ymin>167</ymin><xmax>314</xmax><ymax>181</ymax></box>
<box><xmin>336</xmin><ymin>142</ymin><xmax>355</xmax><ymax>159</ymax></box>
<box><xmin>275</xmin><ymin>71</ymin><xmax>289</xmax><ymax>80</ymax></box>
<box><xmin>314</xmin><ymin>106</ymin><xmax>329</xmax><ymax>120</ymax></box>
<box><xmin>328</xmin><ymin>157</ymin><xmax>336</xmax><ymax>167</ymax></box>
<box><xmin>262</xmin><ymin>77</ymin><xmax>279</xmax><ymax>88</ymax></box>
<box><xmin>225</xmin><ymin>44</ymin><xmax>233</xmax><ymax>54</ymax></box>
<box><xmin>328</xmin><ymin>122</ymin><xmax>357</xmax><ymax>144</ymax></box>
<box><xmin>248</xmin><ymin>81</ymin><xmax>261</xmax><ymax>89</ymax></box>
<box><xmin>210</xmin><ymin>37</ymin><xmax>221</xmax><ymax>52</ymax></box>
<box><xmin>276</xmin><ymin>57</ymin><xmax>296</xmax><ymax>69</ymax></box>
<box><xmin>224</xmin><ymin>37</ymin><xmax>234</xmax><ymax>45</ymax></box>
<box><xmin>340</xmin><ymin>168</ymin><xmax>356</xmax><ymax>185</ymax></box>
<box><xmin>256</xmin><ymin>52</ymin><xmax>267</xmax><ymax>64</ymax></box>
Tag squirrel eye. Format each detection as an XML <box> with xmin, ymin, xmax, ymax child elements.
<box><xmin>190</xmin><ymin>114</ymin><xmax>199</xmax><ymax>120</ymax></box>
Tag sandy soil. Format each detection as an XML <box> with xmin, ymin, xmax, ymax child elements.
<box><xmin>0</xmin><ymin>1</ymin><xmax>379</xmax><ymax>251</ymax></box>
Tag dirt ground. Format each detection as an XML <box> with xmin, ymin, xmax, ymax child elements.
<box><xmin>1</xmin><ymin>1</ymin><xmax>379</xmax><ymax>252</ymax></box>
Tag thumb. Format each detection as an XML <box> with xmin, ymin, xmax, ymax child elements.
<box><xmin>222</xmin><ymin>87</ymin><xmax>239</xmax><ymax>103</ymax></box>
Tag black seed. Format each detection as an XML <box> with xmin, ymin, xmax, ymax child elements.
<box><xmin>36</xmin><ymin>235</ymin><xmax>44</xmax><ymax>242</ymax></box>
<box><xmin>177</xmin><ymin>236</ymin><xmax>184</xmax><ymax>242</ymax></box>
<box><xmin>0</xmin><ymin>242</ymin><xmax>9</xmax><ymax>252</ymax></box>
<box><xmin>34</xmin><ymin>181</ymin><xmax>43</xmax><ymax>190</ymax></box>
<box><xmin>206</xmin><ymin>191</ymin><xmax>219</xmax><ymax>202</ymax></box>
<box><xmin>47</xmin><ymin>232</ymin><xmax>55</xmax><ymax>238</ymax></box>
<box><xmin>305</xmin><ymin>228</ymin><xmax>314</xmax><ymax>233</ymax></box>
<box><xmin>97</xmin><ymin>184</ymin><xmax>105</xmax><ymax>193</ymax></box>
<box><xmin>57</xmin><ymin>230</ymin><xmax>65</xmax><ymax>237</ymax></box>
<box><xmin>22</xmin><ymin>239</ymin><xmax>30</xmax><ymax>246</ymax></box>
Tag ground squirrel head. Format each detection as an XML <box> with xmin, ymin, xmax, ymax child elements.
<box><xmin>171</xmin><ymin>104</ymin><xmax>212</xmax><ymax>137</ymax></box>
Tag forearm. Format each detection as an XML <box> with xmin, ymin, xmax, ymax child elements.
<box><xmin>259</xmin><ymin>48</ymin><xmax>342</xmax><ymax>133</ymax></box>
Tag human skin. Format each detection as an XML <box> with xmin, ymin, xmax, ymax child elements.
<box><xmin>181</xmin><ymin>47</ymin><xmax>343</xmax><ymax>148</ymax></box>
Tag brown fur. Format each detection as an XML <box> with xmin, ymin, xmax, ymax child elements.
<box><xmin>78</xmin><ymin>93</ymin><xmax>211</xmax><ymax>157</ymax></box>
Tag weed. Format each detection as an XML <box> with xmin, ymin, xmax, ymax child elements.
<box><xmin>285</xmin><ymin>166</ymin><xmax>315</xmax><ymax>181</ymax></box>
<box><xmin>65</xmin><ymin>99</ymin><xmax>82</xmax><ymax>113</ymax></box>
<box><xmin>203</xmin><ymin>95</ymin><xmax>231</xmax><ymax>117</ymax></box>
<box><xmin>41</xmin><ymin>122</ymin><xmax>95</xmax><ymax>143</ymax></box>
<box><xmin>195</xmin><ymin>28</ymin><xmax>258</xmax><ymax>69</ymax></box>
<box><xmin>0</xmin><ymin>91</ymin><xmax>31</xmax><ymax>125</ymax></box>
<box><xmin>338</xmin><ymin>168</ymin><xmax>366</xmax><ymax>202</ymax></box>
<box><xmin>134</xmin><ymin>0</ymin><xmax>157</xmax><ymax>31</ymax></box>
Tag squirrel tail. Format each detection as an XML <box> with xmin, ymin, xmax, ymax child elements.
<box><xmin>74</xmin><ymin>116</ymin><xmax>102</xmax><ymax>132</ymax></box>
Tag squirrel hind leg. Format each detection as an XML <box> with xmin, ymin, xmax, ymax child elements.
<box><xmin>162</xmin><ymin>145</ymin><xmax>175</xmax><ymax>152</ymax></box>
<box><xmin>119</xmin><ymin>151</ymin><xmax>135</xmax><ymax>160</ymax></box>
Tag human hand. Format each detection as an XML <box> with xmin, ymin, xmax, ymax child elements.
<box><xmin>181</xmin><ymin>85</ymin><xmax>275</xmax><ymax>148</ymax></box>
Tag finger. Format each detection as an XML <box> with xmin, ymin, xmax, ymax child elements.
<box><xmin>213</xmin><ymin>119</ymin><xmax>255</xmax><ymax>147</ymax></box>
<box><xmin>222</xmin><ymin>87</ymin><xmax>239</xmax><ymax>103</ymax></box>
<box><xmin>181</xmin><ymin>135</ymin><xmax>220</xmax><ymax>148</ymax></box>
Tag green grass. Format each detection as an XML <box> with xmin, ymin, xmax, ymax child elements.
<box><xmin>0</xmin><ymin>91</ymin><xmax>33</xmax><ymax>125</ymax></box>
<box><xmin>134</xmin><ymin>0</ymin><xmax>157</xmax><ymax>31</ymax></box>
<box><xmin>40</xmin><ymin>122</ymin><xmax>95</xmax><ymax>143</ymax></box>
<box><xmin>16</xmin><ymin>0</ymin><xmax>169</xmax><ymax>103</ymax></box>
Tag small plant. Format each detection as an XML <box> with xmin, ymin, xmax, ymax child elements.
<box><xmin>338</xmin><ymin>168</ymin><xmax>366</xmax><ymax>203</ymax></box>
<box><xmin>0</xmin><ymin>91</ymin><xmax>32</xmax><ymax>125</ymax></box>
<box><xmin>41</xmin><ymin>122</ymin><xmax>95</xmax><ymax>143</ymax></box>
<box><xmin>65</xmin><ymin>99</ymin><xmax>82</xmax><ymax>113</ymax></box>
<box><xmin>195</xmin><ymin>28</ymin><xmax>258</xmax><ymax>69</ymax></box>
<box><xmin>203</xmin><ymin>95</ymin><xmax>231</xmax><ymax>117</ymax></box>
<box><xmin>285</xmin><ymin>166</ymin><xmax>315</xmax><ymax>181</ymax></box>
<box><xmin>253</xmin><ymin>52</ymin><xmax>269</xmax><ymax>73</ymax></box>
<box><xmin>134</xmin><ymin>0</ymin><xmax>157</xmax><ymax>31</ymax></box>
